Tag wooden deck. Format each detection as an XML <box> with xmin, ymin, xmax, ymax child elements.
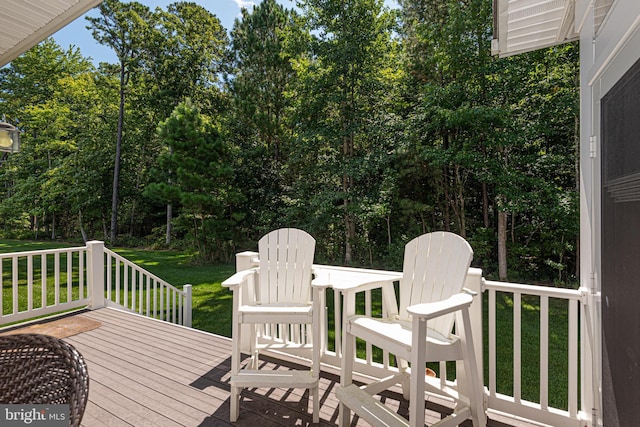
<box><xmin>4</xmin><ymin>308</ymin><xmax>538</xmax><ymax>427</ymax></box>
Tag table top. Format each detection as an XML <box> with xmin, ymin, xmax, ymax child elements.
<box><xmin>312</xmin><ymin>264</ymin><xmax>403</xmax><ymax>291</ymax></box>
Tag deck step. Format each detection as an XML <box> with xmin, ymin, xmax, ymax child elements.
<box><xmin>231</xmin><ymin>369</ymin><xmax>318</xmax><ymax>388</ymax></box>
<box><xmin>336</xmin><ymin>384</ymin><xmax>409</xmax><ymax>427</ymax></box>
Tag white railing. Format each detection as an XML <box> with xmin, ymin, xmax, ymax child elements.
<box><xmin>0</xmin><ymin>246</ymin><xmax>90</xmax><ymax>325</ymax></box>
<box><xmin>0</xmin><ymin>241</ymin><xmax>192</xmax><ymax>328</ymax></box>
<box><xmin>234</xmin><ymin>251</ymin><xmax>593</xmax><ymax>427</ymax></box>
<box><xmin>103</xmin><ymin>246</ymin><xmax>192</xmax><ymax>327</ymax></box>
<box><xmin>483</xmin><ymin>279</ymin><xmax>588</xmax><ymax>427</ymax></box>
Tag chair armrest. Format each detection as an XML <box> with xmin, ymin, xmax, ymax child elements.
<box><xmin>222</xmin><ymin>269</ymin><xmax>256</xmax><ymax>289</ymax></box>
<box><xmin>407</xmin><ymin>292</ymin><xmax>474</xmax><ymax>321</ymax></box>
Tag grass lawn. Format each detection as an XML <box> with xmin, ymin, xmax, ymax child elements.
<box><xmin>0</xmin><ymin>239</ymin><xmax>574</xmax><ymax>410</ymax></box>
<box><xmin>110</xmin><ymin>246</ymin><xmax>235</xmax><ymax>336</ymax></box>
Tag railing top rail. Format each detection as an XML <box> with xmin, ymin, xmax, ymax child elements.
<box><xmin>483</xmin><ymin>279</ymin><xmax>582</xmax><ymax>301</ymax></box>
<box><xmin>0</xmin><ymin>246</ymin><xmax>87</xmax><ymax>259</ymax></box>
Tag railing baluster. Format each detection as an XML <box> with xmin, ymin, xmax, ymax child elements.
<box><xmin>115</xmin><ymin>259</ymin><xmax>120</xmax><ymax>305</ymax></box>
<box><xmin>54</xmin><ymin>252</ymin><xmax>60</xmax><ymax>306</ymax></box>
<box><xmin>514</xmin><ymin>292</ymin><xmax>522</xmax><ymax>403</ymax></box>
<box><xmin>139</xmin><ymin>272</ymin><xmax>144</xmax><ymax>314</ymax></box>
<box><xmin>178</xmin><ymin>289</ymin><xmax>183</xmax><ymax>325</ymax></box>
<box><xmin>153</xmin><ymin>279</ymin><xmax>157</xmax><ymax>319</ymax></box>
<box><xmin>540</xmin><ymin>295</ymin><xmax>549</xmax><ymax>409</ymax></box>
<box><xmin>569</xmin><ymin>299</ymin><xmax>578</xmax><ymax>417</ymax></box>
<box><xmin>334</xmin><ymin>290</ymin><xmax>342</xmax><ymax>356</ymax></box>
<box><xmin>365</xmin><ymin>289</ymin><xmax>372</xmax><ymax>364</ymax></box>
<box><xmin>489</xmin><ymin>289</ymin><xmax>496</xmax><ymax>396</ymax></box>
<box><xmin>41</xmin><ymin>254</ymin><xmax>47</xmax><ymax>308</ymax></box>
<box><xmin>27</xmin><ymin>255</ymin><xmax>33</xmax><ymax>311</ymax></box>
<box><xmin>146</xmin><ymin>274</ymin><xmax>151</xmax><ymax>317</ymax></box>
<box><xmin>172</xmin><ymin>288</ymin><xmax>176</xmax><ymax>323</ymax></box>
<box><xmin>79</xmin><ymin>249</ymin><xmax>84</xmax><ymax>300</ymax></box>
<box><xmin>381</xmin><ymin>287</ymin><xmax>390</xmax><ymax>369</ymax></box>
<box><xmin>439</xmin><ymin>361</ymin><xmax>447</xmax><ymax>385</ymax></box>
<box><xmin>12</xmin><ymin>257</ymin><xmax>18</xmax><ymax>315</ymax></box>
<box><xmin>131</xmin><ymin>269</ymin><xmax>136</xmax><ymax>313</ymax></box>
<box><xmin>156</xmin><ymin>282</ymin><xmax>166</xmax><ymax>320</ymax></box>
<box><xmin>106</xmin><ymin>255</ymin><xmax>112</xmax><ymax>301</ymax></box>
<box><xmin>67</xmin><ymin>250</ymin><xmax>73</xmax><ymax>303</ymax></box>
<box><xmin>123</xmin><ymin>263</ymin><xmax>128</xmax><ymax>309</ymax></box>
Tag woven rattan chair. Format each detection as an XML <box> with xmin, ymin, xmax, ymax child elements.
<box><xmin>0</xmin><ymin>333</ymin><xmax>89</xmax><ymax>427</ymax></box>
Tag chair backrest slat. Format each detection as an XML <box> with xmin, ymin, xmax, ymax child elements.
<box><xmin>399</xmin><ymin>232</ymin><xmax>473</xmax><ymax>338</ymax></box>
<box><xmin>258</xmin><ymin>228</ymin><xmax>315</xmax><ymax>305</ymax></box>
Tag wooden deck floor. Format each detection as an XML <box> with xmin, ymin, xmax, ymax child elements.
<box><xmin>5</xmin><ymin>308</ymin><xmax>537</xmax><ymax>427</ymax></box>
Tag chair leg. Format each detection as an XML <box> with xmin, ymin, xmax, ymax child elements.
<box><xmin>311</xmin><ymin>385</ymin><xmax>319</xmax><ymax>423</ymax></box>
<box><xmin>312</xmin><ymin>309</ymin><xmax>321</xmax><ymax>423</ymax></box>
<box><xmin>339</xmin><ymin>331</ymin><xmax>356</xmax><ymax>427</ymax></box>
<box><xmin>230</xmin><ymin>313</ymin><xmax>242</xmax><ymax>422</ymax></box>
<box><xmin>460</xmin><ymin>309</ymin><xmax>486</xmax><ymax>427</ymax></box>
<box><xmin>398</xmin><ymin>357</ymin><xmax>411</xmax><ymax>400</ymax></box>
<box><xmin>230</xmin><ymin>385</ymin><xmax>240</xmax><ymax>422</ymax></box>
<box><xmin>229</xmin><ymin>290</ymin><xmax>242</xmax><ymax>422</ymax></box>
<box><xmin>409</xmin><ymin>317</ymin><xmax>428</xmax><ymax>427</ymax></box>
<box><xmin>249</xmin><ymin>324</ymin><xmax>259</xmax><ymax>370</ymax></box>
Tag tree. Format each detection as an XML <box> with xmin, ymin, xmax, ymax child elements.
<box><xmin>293</xmin><ymin>0</ymin><xmax>397</xmax><ymax>264</ymax></box>
<box><xmin>137</xmin><ymin>2</ymin><xmax>229</xmax><ymax>245</ymax></box>
<box><xmin>228</xmin><ymin>0</ymin><xmax>303</xmax><ymax>238</ymax></box>
<box><xmin>399</xmin><ymin>0</ymin><xmax>579</xmax><ymax>281</ymax></box>
<box><xmin>146</xmin><ymin>100</ymin><xmax>243</xmax><ymax>261</ymax></box>
<box><xmin>0</xmin><ymin>40</ymin><xmax>99</xmax><ymax>239</ymax></box>
<box><xmin>87</xmin><ymin>0</ymin><xmax>151</xmax><ymax>243</ymax></box>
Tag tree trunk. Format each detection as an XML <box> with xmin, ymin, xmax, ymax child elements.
<box><xmin>455</xmin><ymin>165</ymin><xmax>466</xmax><ymax>238</ymax></box>
<box><xmin>79</xmin><ymin>210</ymin><xmax>88</xmax><ymax>243</ymax></box>
<box><xmin>498</xmin><ymin>209</ymin><xmax>508</xmax><ymax>281</ymax></box>
<box><xmin>482</xmin><ymin>182</ymin><xmax>489</xmax><ymax>228</ymax></box>
<box><xmin>110</xmin><ymin>61</ymin><xmax>126</xmax><ymax>242</ymax></box>
<box><xmin>166</xmin><ymin>203</ymin><xmax>172</xmax><ymax>245</ymax></box>
<box><xmin>50</xmin><ymin>214</ymin><xmax>56</xmax><ymax>240</ymax></box>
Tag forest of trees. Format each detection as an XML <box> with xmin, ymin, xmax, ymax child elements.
<box><xmin>0</xmin><ymin>0</ymin><xmax>579</xmax><ymax>283</ymax></box>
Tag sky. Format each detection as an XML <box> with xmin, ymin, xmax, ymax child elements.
<box><xmin>52</xmin><ymin>0</ymin><xmax>398</xmax><ymax>65</ymax></box>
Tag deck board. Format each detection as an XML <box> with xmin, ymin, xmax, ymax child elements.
<box><xmin>7</xmin><ymin>307</ymin><xmax>537</xmax><ymax>427</ymax></box>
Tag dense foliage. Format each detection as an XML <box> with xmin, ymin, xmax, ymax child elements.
<box><xmin>0</xmin><ymin>0</ymin><xmax>579</xmax><ymax>282</ymax></box>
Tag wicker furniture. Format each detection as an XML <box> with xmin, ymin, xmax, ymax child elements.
<box><xmin>0</xmin><ymin>333</ymin><xmax>89</xmax><ymax>427</ymax></box>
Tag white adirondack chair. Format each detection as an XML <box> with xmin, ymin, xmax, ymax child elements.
<box><xmin>337</xmin><ymin>231</ymin><xmax>486</xmax><ymax>427</ymax></box>
<box><xmin>222</xmin><ymin>228</ymin><xmax>321</xmax><ymax>423</ymax></box>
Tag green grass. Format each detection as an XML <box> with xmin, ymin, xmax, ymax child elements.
<box><xmin>0</xmin><ymin>239</ymin><xmax>574</xmax><ymax>410</ymax></box>
<box><xmin>108</xmin><ymin>246</ymin><xmax>235</xmax><ymax>335</ymax></box>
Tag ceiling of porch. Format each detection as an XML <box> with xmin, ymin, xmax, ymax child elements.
<box><xmin>492</xmin><ymin>0</ymin><xmax>580</xmax><ymax>57</ymax></box>
<box><xmin>493</xmin><ymin>0</ymin><xmax>617</xmax><ymax>58</ymax></box>
<box><xmin>0</xmin><ymin>0</ymin><xmax>102</xmax><ymax>68</ymax></box>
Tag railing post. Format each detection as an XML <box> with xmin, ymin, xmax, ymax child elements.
<box><xmin>87</xmin><ymin>240</ymin><xmax>105</xmax><ymax>309</ymax></box>
<box><xmin>580</xmin><ymin>287</ymin><xmax>597</xmax><ymax>426</ymax></box>
<box><xmin>183</xmin><ymin>284</ymin><xmax>192</xmax><ymax>328</ymax></box>
<box><xmin>465</xmin><ymin>268</ymin><xmax>484</xmax><ymax>384</ymax></box>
